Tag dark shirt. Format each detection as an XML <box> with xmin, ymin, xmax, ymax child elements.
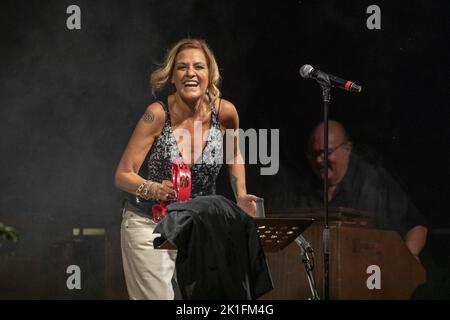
<box><xmin>298</xmin><ymin>152</ymin><xmax>427</xmax><ymax>237</ymax></box>
<box><xmin>153</xmin><ymin>195</ymin><xmax>274</xmax><ymax>300</ymax></box>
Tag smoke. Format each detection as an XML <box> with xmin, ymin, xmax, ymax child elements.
<box><xmin>1</xmin><ymin>0</ymin><xmax>449</xmax><ymax>298</ymax></box>
<box><xmin>0</xmin><ymin>0</ymin><xmax>255</xmax><ymax>298</ymax></box>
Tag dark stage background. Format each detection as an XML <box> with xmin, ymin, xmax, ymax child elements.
<box><xmin>0</xmin><ymin>0</ymin><xmax>449</xmax><ymax>299</ymax></box>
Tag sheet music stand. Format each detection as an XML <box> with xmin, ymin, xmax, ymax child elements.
<box><xmin>154</xmin><ymin>217</ymin><xmax>314</xmax><ymax>251</ymax></box>
<box><xmin>253</xmin><ymin>217</ymin><xmax>315</xmax><ymax>252</ymax></box>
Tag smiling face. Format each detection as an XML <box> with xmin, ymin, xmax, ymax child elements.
<box><xmin>307</xmin><ymin>121</ymin><xmax>352</xmax><ymax>186</ymax></box>
<box><xmin>171</xmin><ymin>48</ymin><xmax>210</xmax><ymax>103</ymax></box>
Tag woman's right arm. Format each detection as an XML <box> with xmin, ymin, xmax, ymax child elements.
<box><xmin>114</xmin><ymin>103</ymin><xmax>167</xmax><ymax>196</ymax></box>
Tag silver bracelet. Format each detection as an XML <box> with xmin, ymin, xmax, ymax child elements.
<box><xmin>149</xmin><ymin>181</ymin><xmax>157</xmax><ymax>200</ymax></box>
<box><xmin>144</xmin><ymin>181</ymin><xmax>156</xmax><ymax>200</ymax></box>
<box><xmin>136</xmin><ymin>181</ymin><xmax>147</xmax><ymax>198</ymax></box>
<box><xmin>143</xmin><ymin>181</ymin><xmax>158</xmax><ymax>200</ymax></box>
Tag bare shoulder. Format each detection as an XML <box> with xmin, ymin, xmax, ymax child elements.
<box><xmin>217</xmin><ymin>98</ymin><xmax>238</xmax><ymax>116</ymax></box>
<box><xmin>143</xmin><ymin>102</ymin><xmax>166</xmax><ymax>124</ymax></box>
<box><xmin>216</xmin><ymin>98</ymin><xmax>239</xmax><ymax>129</ymax></box>
<box><xmin>137</xmin><ymin>102</ymin><xmax>166</xmax><ymax>136</ymax></box>
<box><xmin>140</xmin><ymin>102</ymin><xmax>166</xmax><ymax>130</ymax></box>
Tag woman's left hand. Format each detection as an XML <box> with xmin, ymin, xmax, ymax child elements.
<box><xmin>237</xmin><ymin>194</ymin><xmax>258</xmax><ymax>217</ymax></box>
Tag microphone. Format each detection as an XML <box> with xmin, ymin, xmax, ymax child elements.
<box><xmin>300</xmin><ymin>64</ymin><xmax>362</xmax><ymax>93</ymax></box>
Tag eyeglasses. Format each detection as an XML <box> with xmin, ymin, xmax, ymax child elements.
<box><xmin>307</xmin><ymin>141</ymin><xmax>348</xmax><ymax>159</ymax></box>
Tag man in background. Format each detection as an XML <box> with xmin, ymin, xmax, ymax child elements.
<box><xmin>299</xmin><ymin>120</ymin><xmax>428</xmax><ymax>259</ymax></box>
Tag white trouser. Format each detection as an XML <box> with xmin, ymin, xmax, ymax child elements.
<box><xmin>120</xmin><ymin>206</ymin><xmax>178</xmax><ymax>300</ymax></box>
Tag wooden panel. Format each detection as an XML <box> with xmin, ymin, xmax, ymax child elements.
<box><xmin>260</xmin><ymin>210</ymin><xmax>426</xmax><ymax>300</ymax></box>
<box><xmin>336</xmin><ymin>226</ymin><xmax>426</xmax><ymax>299</ymax></box>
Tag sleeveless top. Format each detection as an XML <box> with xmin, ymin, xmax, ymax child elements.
<box><xmin>125</xmin><ymin>97</ymin><xmax>224</xmax><ymax>215</ymax></box>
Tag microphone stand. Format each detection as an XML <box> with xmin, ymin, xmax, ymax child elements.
<box><xmin>311</xmin><ymin>70</ymin><xmax>332</xmax><ymax>300</ymax></box>
<box><xmin>302</xmin><ymin>66</ymin><xmax>360</xmax><ymax>299</ymax></box>
<box><xmin>295</xmin><ymin>236</ymin><xmax>320</xmax><ymax>300</ymax></box>
<box><xmin>321</xmin><ymin>84</ymin><xmax>331</xmax><ymax>300</ymax></box>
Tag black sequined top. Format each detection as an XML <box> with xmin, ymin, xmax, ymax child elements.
<box><xmin>124</xmin><ymin>97</ymin><xmax>223</xmax><ymax>215</ymax></box>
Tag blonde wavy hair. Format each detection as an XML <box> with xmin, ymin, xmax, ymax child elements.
<box><xmin>150</xmin><ymin>38</ymin><xmax>221</xmax><ymax>102</ymax></box>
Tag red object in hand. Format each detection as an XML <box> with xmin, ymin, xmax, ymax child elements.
<box><xmin>152</xmin><ymin>159</ymin><xmax>191</xmax><ymax>222</ymax></box>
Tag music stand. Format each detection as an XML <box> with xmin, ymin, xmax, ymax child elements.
<box><xmin>154</xmin><ymin>217</ymin><xmax>314</xmax><ymax>251</ymax></box>
<box><xmin>253</xmin><ymin>217</ymin><xmax>315</xmax><ymax>252</ymax></box>
<box><xmin>255</xmin><ymin>217</ymin><xmax>317</xmax><ymax>300</ymax></box>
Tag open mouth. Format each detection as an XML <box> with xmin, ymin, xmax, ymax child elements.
<box><xmin>183</xmin><ymin>80</ymin><xmax>199</xmax><ymax>88</ymax></box>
